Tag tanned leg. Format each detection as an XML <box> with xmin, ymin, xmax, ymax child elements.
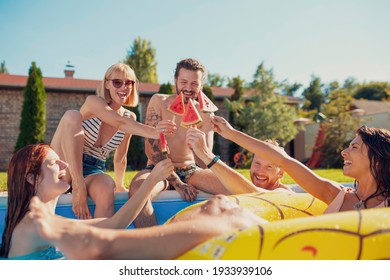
<box><xmin>51</xmin><ymin>110</ymin><xmax>91</xmax><ymax>219</ymax></box>
<box><xmin>86</xmin><ymin>174</ymin><xmax>115</xmax><ymax>218</ymax></box>
<box><xmin>128</xmin><ymin>170</ymin><xmax>166</xmax><ymax>227</ymax></box>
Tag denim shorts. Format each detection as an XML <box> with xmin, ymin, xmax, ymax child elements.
<box><xmin>82</xmin><ymin>154</ymin><xmax>106</xmax><ymax>178</ymax></box>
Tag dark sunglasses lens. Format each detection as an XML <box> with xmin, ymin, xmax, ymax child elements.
<box><xmin>124</xmin><ymin>81</ymin><xmax>132</xmax><ymax>87</ymax></box>
<box><xmin>112</xmin><ymin>79</ymin><xmax>123</xmax><ymax>88</ymax></box>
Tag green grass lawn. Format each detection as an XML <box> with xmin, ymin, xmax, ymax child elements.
<box><xmin>0</xmin><ymin>168</ymin><xmax>353</xmax><ymax>193</ymax></box>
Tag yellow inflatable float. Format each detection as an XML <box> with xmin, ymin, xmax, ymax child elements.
<box><xmin>172</xmin><ymin>192</ymin><xmax>390</xmax><ymax>260</ymax></box>
<box><xmin>169</xmin><ymin>191</ymin><xmax>326</xmax><ymax>222</ymax></box>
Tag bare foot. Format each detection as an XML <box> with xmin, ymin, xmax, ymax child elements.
<box><xmin>29</xmin><ymin>196</ymin><xmax>107</xmax><ymax>259</ymax></box>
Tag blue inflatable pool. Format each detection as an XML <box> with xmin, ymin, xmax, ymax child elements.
<box><xmin>0</xmin><ymin>190</ymin><xmax>212</xmax><ymax>237</ymax></box>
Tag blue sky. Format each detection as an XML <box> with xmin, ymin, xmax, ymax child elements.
<box><xmin>1</xmin><ymin>0</ymin><xmax>389</xmax><ymax>91</ymax></box>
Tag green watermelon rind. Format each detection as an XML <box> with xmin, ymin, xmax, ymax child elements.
<box><xmin>181</xmin><ymin>99</ymin><xmax>203</xmax><ymax>127</ymax></box>
<box><xmin>180</xmin><ymin>119</ymin><xmax>202</xmax><ymax>128</ymax></box>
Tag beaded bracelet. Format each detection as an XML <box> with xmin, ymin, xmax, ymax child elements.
<box><xmin>207</xmin><ymin>155</ymin><xmax>220</xmax><ymax>169</ymax></box>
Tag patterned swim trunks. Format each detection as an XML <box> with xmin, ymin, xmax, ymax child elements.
<box><xmin>145</xmin><ymin>163</ymin><xmax>200</xmax><ymax>182</ymax></box>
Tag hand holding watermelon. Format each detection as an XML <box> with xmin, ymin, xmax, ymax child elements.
<box><xmin>210</xmin><ymin>115</ymin><xmax>234</xmax><ymax>138</ymax></box>
<box><xmin>155</xmin><ymin>120</ymin><xmax>177</xmax><ymax>135</ymax></box>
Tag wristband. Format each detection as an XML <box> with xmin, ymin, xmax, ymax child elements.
<box><xmin>207</xmin><ymin>155</ymin><xmax>220</xmax><ymax>169</ymax></box>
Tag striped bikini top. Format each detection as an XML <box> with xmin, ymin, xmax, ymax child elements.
<box><xmin>82</xmin><ymin>109</ymin><xmax>131</xmax><ymax>161</ymax></box>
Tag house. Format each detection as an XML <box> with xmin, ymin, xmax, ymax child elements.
<box><xmin>295</xmin><ymin>99</ymin><xmax>390</xmax><ymax>164</ymax></box>
<box><xmin>0</xmin><ymin>69</ymin><xmax>302</xmax><ymax>171</ymax></box>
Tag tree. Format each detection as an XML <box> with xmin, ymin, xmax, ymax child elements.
<box><xmin>302</xmin><ymin>76</ymin><xmax>325</xmax><ymax>112</ymax></box>
<box><xmin>206</xmin><ymin>73</ymin><xmax>226</xmax><ymax>87</ymax></box>
<box><xmin>202</xmin><ymin>84</ymin><xmax>215</xmax><ymax>101</ymax></box>
<box><xmin>225</xmin><ymin>63</ymin><xmax>298</xmax><ymax>148</ymax></box>
<box><xmin>123</xmin><ymin>37</ymin><xmax>158</xmax><ymax>83</ymax></box>
<box><xmin>281</xmin><ymin>81</ymin><xmax>302</xmax><ymax>97</ymax></box>
<box><xmin>123</xmin><ymin>37</ymin><xmax>158</xmax><ymax>169</ymax></box>
<box><xmin>342</xmin><ymin>77</ymin><xmax>358</xmax><ymax>95</ymax></box>
<box><xmin>324</xmin><ymin>81</ymin><xmax>339</xmax><ymax>96</ymax></box>
<box><xmin>158</xmin><ymin>82</ymin><xmax>174</xmax><ymax>94</ymax></box>
<box><xmin>126</xmin><ymin>105</ymin><xmax>147</xmax><ymax>170</ymax></box>
<box><xmin>320</xmin><ymin>88</ymin><xmax>361</xmax><ymax>168</ymax></box>
<box><xmin>353</xmin><ymin>82</ymin><xmax>390</xmax><ymax>101</ymax></box>
<box><xmin>226</xmin><ymin>76</ymin><xmax>246</xmax><ymax>165</ymax></box>
<box><xmin>0</xmin><ymin>60</ymin><xmax>8</xmax><ymax>74</ymax></box>
<box><xmin>227</xmin><ymin>76</ymin><xmax>245</xmax><ymax>101</ymax></box>
<box><xmin>14</xmin><ymin>62</ymin><xmax>46</xmax><ymax>151</ymax></box>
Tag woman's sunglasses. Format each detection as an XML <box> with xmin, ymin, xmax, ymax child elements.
<box><xmin>108</xmin><ymin>79</ymin><xmax>135</xmax><ymax>89</ymax></box>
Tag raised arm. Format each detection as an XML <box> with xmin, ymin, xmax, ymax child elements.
<box><xmin>29</xmin><ymin>194</ymin><xmax>263</xmax><ymax>260</ymax></box>
<box><xmin>186</xmin><ymin>128</ymin><xmax>264</xmax><ymax>194</ymax></box>
<box><xmin>80</xmin><ymin>95</ymin><xmax>175</xmax><ymax>139</ymax></box>
<box><xmin>87</xmin><ymin>159</ymin><xmax>174</xmax><ymax>229</ymax></box>
<box><xmin>211</xmin><ymin>116</ymin><xmax>342</xmax><ymax>204</ymax></box>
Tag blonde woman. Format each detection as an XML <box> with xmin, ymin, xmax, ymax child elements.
<box><xmin>51</xmin><ymin>63</ymin><xmax>176</xmax><ymax>219</ymax></box>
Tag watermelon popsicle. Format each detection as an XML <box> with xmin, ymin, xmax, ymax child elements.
<box><xmin>181</xmin><ymin>98</ymin><xmax>202</xmax><ymax>128</ymax></box>
<box><xmin>197</xmin><ymin>90</ymin><xmax>218</xmax><ymax>113</ymax></box>
<box><xmin>159</xmin><ymin>132</ymin><xmax>169</xmax><ymax>156</ymax></box>
<box><xmin>168</xmin><ymin>91</ymin><xmax>185</xmax><ymax>122</ymax></box>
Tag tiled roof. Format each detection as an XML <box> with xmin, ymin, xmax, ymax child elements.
<box><xmin>352</xmin><ymin>99</ymin><xmax>390</xmax><ymax>115</ymax></box>
<box><xmin>0</xmin><ymin>73</ymin><xmax>301</xmax><ymax>103</ymax></box>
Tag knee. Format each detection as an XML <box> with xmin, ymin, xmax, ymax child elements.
<box><xmin>128</xmin><ymin>172</ymin><xmax>150</xmax><ymax>198</ymax></box>
<box><xmin>93</xmin><ymin>180</ymin><xmax>115</xmax><ymax>203</ymax></box>
<box><xmin>62</xmin><ymin>110</ymin><xmax>83</xmax><ymax>129</ymax></box>
<box><xmin>128</xmin><ymin>178</ymin><xmax>143</xmax><ymax>198</ymax></box>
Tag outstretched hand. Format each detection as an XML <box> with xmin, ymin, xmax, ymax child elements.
<box><xmin>186</xmin><ymin>128</ymin><xmax>209</xmax><ymax>158</ymax></box>
<box><xmin>156</xmin><ymin>120</ymin><xmax>177</xmax><ymax>135</ymax></box>
<box><xmin>173</xmin><ymin>182</ymin><xmax>199</xmax><ymax>202</ymax></box>
<box><xmin>149</xmin><ymin>158</ymin><xmax>174</xmax><ymax>183</ymax></box>
<box><xmin>210</xmin><ymin>115</ymin><xmax>234</xmax><ymax>138</ymax></box>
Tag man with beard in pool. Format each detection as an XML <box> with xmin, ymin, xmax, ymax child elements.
<box><xmin>249</xmin><ymin>139</ymin><xmax>293</xmax><ymax>192</ymax></box>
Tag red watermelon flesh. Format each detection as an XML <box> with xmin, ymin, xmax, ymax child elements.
<box><xmin>197</xmin><ymin>90</ymin><xmax>218</xmax><ymax>112</ymax></box>
<box><xmin>159</xmin><ymin>133</ymin><xmax>168</xmax><ymax>155</ymax></box>
<box><xmin>181</xmin><ymin>99</ymin><xmax>202</xmax><ymax>127</ymax></box>
<box><xmin>168</xmin><ymin>92</ymin><xmax>185</xmax><ymax>116</ymax></box>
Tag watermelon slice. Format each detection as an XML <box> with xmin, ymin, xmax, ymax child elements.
<box><xmin>197</xmin><ymin>90</ymin><xmax>218</xmax><ymax>112</ymax></box>
<box><xmin>181</xmin><ymin>99</ymin><xmax>202</xmax><ymax>128</ymax></box>
<box><xmin>168</xmin><ymin>92</ymin><xmax>185</xmax><ymax>116</ymax></box>
<box><xmin>159</xmin><ymin>133</ymin><xmax>168</xmax><ymax>155</ymax></box>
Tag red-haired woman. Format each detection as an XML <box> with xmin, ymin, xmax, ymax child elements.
<box><xmin>1</xmin><ymin>144</ymin><xmax>262</xmax><ymax>259</ymax></box>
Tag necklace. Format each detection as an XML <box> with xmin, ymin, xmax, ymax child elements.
<box><xmin>353</xmin><ymin>192</ymin><xmax>367</xmax><ymax>210</ymax></box>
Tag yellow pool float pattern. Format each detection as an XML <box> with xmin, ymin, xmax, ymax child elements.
<box><xmin>174</xmin><ymin>192</ymin><xmax>390</xmax><ymax>260</ymax></box>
